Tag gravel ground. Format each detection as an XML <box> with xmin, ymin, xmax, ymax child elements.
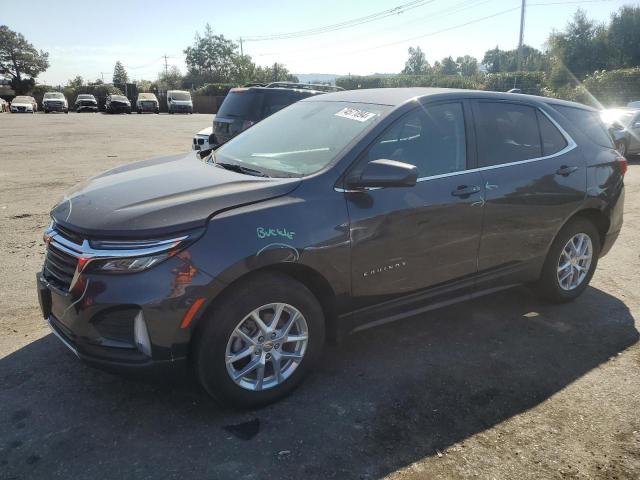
<box><xmin>1</xmin><ymin>112</ymin><xmax>639</xmax><ymax>480</ymax></box>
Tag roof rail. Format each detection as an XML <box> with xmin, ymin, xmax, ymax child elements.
<box><xmin>244</xmin><ymin>82</ymin><xmax>267</xmax><ymax>87</ymax></box>
<box><xmin>264</xmin><ymin>82</ymin><xmax>344</xmax><ymax>93</ymax></box>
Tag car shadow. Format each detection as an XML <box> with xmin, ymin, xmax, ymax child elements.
<box><xmin>1</xmin><ymin>286</ymin><xmax>637</xmax><ymax>479</ymax></box>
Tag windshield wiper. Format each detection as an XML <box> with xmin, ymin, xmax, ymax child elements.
<box><xmin>215</xmin><ymin>162</ymin><xmax>270</xmax><ymax>177</ymax></box>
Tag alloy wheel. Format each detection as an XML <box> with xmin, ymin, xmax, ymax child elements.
<box><xmin>225</xmin><ymin>303</ymin><xmax>309</xmax><ymax>391</ymax></box>
<box><xmin>557</xmin><ymin>233</ymin><xmax>593</xmax><ymax>291</ymax></box>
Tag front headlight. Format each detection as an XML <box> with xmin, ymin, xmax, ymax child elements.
<box><xmin>92</xmin><ymin>254</ymin><xmax>170</xmax><ymax>273</ymax></box>
<box><xmin>78</xmin><ymin>232</ymin><xmax>201</xmax><ymax>274</ymax></box>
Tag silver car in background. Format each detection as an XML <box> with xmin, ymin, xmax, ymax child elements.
<box><xmin>136</xmin><ymin>93</ymin><xmax>159</xmax><ymax>114</ymax></box>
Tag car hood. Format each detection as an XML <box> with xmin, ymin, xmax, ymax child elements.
<box><xmin>11</xmin><ymin>102</ymin><xmax>32</xmax><ymax>107</ymax></box>
<box><xmin>197</xmin><ymin>126</ymin><xmax>213</xmax><ymax>136</ymax></box>
<box><xmin>51</xmin><ymin>152</ymin><xmax>301</xmax><ymax>239</ymax></box>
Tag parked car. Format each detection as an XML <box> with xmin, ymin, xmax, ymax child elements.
<box><xmin>38</xmin><ymin>88</ymin><xmax>625</xmax><ymax>408</ymax></box>
<box><xmin>74</xmin><ymin>94</ymin><xmax>98</xmax><ymax>112</ymax></box>
<box><xmin>42</xmin><ymin>92</ymin><xmax>69</xmax><ymax>113</ymax></box>
<box><xmin>600</xmin><ymin>108</ymin><xmax>640</xmax><ymax>157</ymax></box>
<box><xmin>210</xmin><ymin>82</ymin><xmax>337</xmax><ymax>147</ymax></box>
<box><xmin>167</xmin><ymin>90</ymin><xmax>193</xmax><ymax>114</ymax></box>
<box><xmin>0</xmin><ymin>98</ymin><xmax>8</xmax><ymax>113</ymax></box>
<box><xmin>136</xmin><ymin>92</ymin><xmax>159</xmax><ymax>114</ymax></box>
<box><xmin>193</xmin><ymin>126</ymin><xmax>213</xmax><ymax>151</ymax></box>
<box><xmin>10</xmin><ymin>95</ymin><xmax>37</xmax><ymax>113</ymax></box>
<box><xmin>105</xmin><ymin>94</ymin><xmax>132</xmax><ymax>114</ymax></box>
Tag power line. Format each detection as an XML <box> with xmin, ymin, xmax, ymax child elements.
<box><xmin>243</xmin><ymin>0</ymin><xmax>435</xmax><ymax>41</ymax></box>
<box><xmin>253</xmin><ymin>0</ymin><xmax>494</xmax><ymax>57</ymax></box>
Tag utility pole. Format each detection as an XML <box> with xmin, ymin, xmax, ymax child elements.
<box><xmin>514</xmin><ymin>0</ymin><xmax>526</xmax><ymax>89</ymax></box>
<box><xmin>163</xmin><ymin>54</ymin><xmax>169</xmax><ymax>76</ymax></box>
<box><xmin>239</xmin><ymin>37</ymin><xmax>244</xmax><ymax>57</ymax></box>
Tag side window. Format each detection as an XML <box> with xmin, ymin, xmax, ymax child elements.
<box><xmin>475</xmin><ymin>102</ymin><xmax>541</xmax><ymax>166</ymax></box>
<box><xmin>554</xmin><ymin>106</ymin><xmax>614</xmax><ymax>148</ymax></box>
<box><xmin>365</xmin><ymin>102</ymin><xmax>467</xmax><ymax>178</ymax></box>
<box><xmin>536</xmin><ymin>110</ymin><xmax>567</xmax><ymax>156</ymax></box>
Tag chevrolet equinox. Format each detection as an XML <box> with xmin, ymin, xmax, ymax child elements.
<box><xmin>37</xmin><ymin>88</ymin><xmax>626</xmax><ymax>408</ymax></box>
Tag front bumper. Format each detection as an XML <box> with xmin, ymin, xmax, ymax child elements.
<box><xmin>138</xmin><ymin>103</ymin><xmax>159</xmax><ymax>112</ymax></box>
<box><xmin>109</xmin><ymin>104</ymin><xmax>131</xmax><ymax>113</ymax></box>
<box><xmin>76</xmin><ymin>104</ymin><xmax>98</xmax><ymax>112</ymax></box>
<box><xmin>44</xmin><ymin>103</ymin><xmax>67</xmax><ymax>112</ymax></box>
<box><xmin>35</xmin><ymin>252</ymin><xmax>214</xmax><ymax>378</ymax></box>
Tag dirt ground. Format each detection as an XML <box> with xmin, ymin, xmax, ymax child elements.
<box><xmin>1</xmin><ymin>112</ymin><xmax>639</xmax><ymax>480</ymax></box>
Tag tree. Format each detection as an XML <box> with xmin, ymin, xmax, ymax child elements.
<box><xmin>0</xmin><ymin>25</ymin><xmax>49</xmax><ymax>94</ymax></box>
<box><xmin>547</xmin><ymin>9</ymin><xmax>609</xmax><ymax>78</ymax></box>
<box><xmin>157</xmin><ymin>65</ymin><xmax>183</xmax><ymax>90</ymax></box>
<box><xmin>607</xmin><ymin>5</ymin><xmax>640</xmax><ymax>69</ymax></box>
<box><xmin>402</xmin><ymin>46</ymin><xmax>431</xmax><ymax>75</ymax></box>
<box><xmin>112</xmin><ymin>61</ymin><xmax>128</xmax><ymax>84</ymax></box>
<box><xmin>435</xmin><ymin>56</ymin><xmax>458</xmax><ymax>75</ymax></box>
<box><xmin>482</xmin><ymin>45</ymin><xmax>549</xmax><ymax>73</ymax></box>
<box><xmin>456</xmin><ymin>55</ymin><xmax>478</xmax><ymax>76</ymax></box>
<box><xmin>66</xmin><ymin>75</ymin><xmax>84</xmax><ymax>89</ymax></box>
<box><xmin>135</xmin><ymin>79</ymin><xmax>152</xmax><ymax>92</ymax></box>
<box><xmin>184</xmin><ymin>24</ymin><xmax>237</xmax><ymax>84</ymax></box>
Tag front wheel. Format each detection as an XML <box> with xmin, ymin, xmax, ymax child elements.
<box><xmin>195</xmin><ymin>272</ymin><xmax>325</xmax><ymax>408</ymax></box>
<box><xmin>536</xmin><ymin>218</ymin><xmax>600</xmax><ymax>303</ymax></box>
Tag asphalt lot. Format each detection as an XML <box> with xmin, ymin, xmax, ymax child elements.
<box><xmin>1</xmin><ymin>111</ymin><xmax>639</xmax><ymax>479</ymax></box>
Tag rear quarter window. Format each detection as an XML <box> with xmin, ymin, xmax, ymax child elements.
<box><xmin>554</xmin><ymin>105</ymin><xmax>614</xmax><ymax>148</ymax></box>
<box><xmin>536</xmin><ymin>110</ymin><xmax>568</xmax><ymax>156</ymax></box>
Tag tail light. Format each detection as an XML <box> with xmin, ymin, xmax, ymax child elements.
<box><xmin>617</xmin><ymin>155</ymin><xmax>628</xmax><ymax>176</ymax></box>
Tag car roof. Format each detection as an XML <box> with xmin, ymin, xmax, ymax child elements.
<box><xmin>301</xmin><ymin>87</ymin><xmax>596</xmax><ymax>111</ymax></box>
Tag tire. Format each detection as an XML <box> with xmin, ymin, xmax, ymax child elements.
<box><xmin>44</xmin><ymin>110</ymin><xmax>49</xmax><ymax>114</ymax></box>
<box><xmin>195</xmin><ymin>272</ymin><xmax>325</xmax><ymax>409</ymax></box>
<box><xmin>137</xmin><ymin>109</ymin><xmax>142</xmax><ymax>114</ymax></box>
<box><xmin>536</xmin><ymin>218</ymin><xmax>601</xmax><ymax>303</ymax></box>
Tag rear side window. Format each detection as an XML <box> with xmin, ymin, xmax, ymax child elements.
<box><xmin>475</xmin><ymin>102</ymin><xmax>541</xmax><ymax>166</ymax></box>
<box><xmin>536</xmin><ymin>110</ymin><xmax>567</xmax><ymax>156</ymax></box>
<box><xmin>217</xmin><ymin>91</ymin><xmax>262</xmax><ymax>118</ymax></box>
<box><xmin>554</xmin><ymin>106</ymin><xmax>613</xmax><ymax>148</ymax></box>
<box><xmin>262</xmin><ymin>91</ymin><xmax>297</xmax><ymax>118</ymax></box>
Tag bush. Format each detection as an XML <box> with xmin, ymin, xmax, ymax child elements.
<box><xmin>483</xmin><ymin>71</ymin><xmax>546</xmax><ymax>95</ymax></box>
<box><xmin>580</xmin><ymin>68</ymin><xmax>640</xmax><ymax>106</ymax></box>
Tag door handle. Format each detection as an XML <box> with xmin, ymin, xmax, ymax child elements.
<box><xmin>451</xmin><ymin>185</ymin><xmax>481</xmax><ymax>197</ymax></box>
<box><xmin>556</xmin><ymin>165</ymin><xmax>578</xmax><ymax>176</ymax></box>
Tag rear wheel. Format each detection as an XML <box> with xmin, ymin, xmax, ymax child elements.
<box><xmin>195</xmin><ymin>272</ymin><xmax>325</xmax><ymax>408</ymax></box>
<box><xmin>536</xmin><ymin>218</ymin><xmax>600</xmax><ymax>303</ymax></box>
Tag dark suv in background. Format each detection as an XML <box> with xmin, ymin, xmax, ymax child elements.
<box><xmin>38</xmin><ymin>88</ymin><xmax>625</xmax><ymax>408</ymax></box>
<box><xmin>210</xmin><ymin>82</ymin><xmax>343</xmax><ymax>147</ymax></box>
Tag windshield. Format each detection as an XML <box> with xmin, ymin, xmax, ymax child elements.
<box><xmin>13</xmin><ymin>96</ymin><xmax>33</xmax><ymax>103</ymax></box>
<box><xmin>111</xmin><ymin>95</ymin><xmax>128</xmax><ymax>102</ymax></box>
<box><xmin>214</xmin><ymin>101</ymin><xmax>390</xmax><ymax>177</ymax></box>
<box><xmin>169</xmin><ymin>91</ymin><xmax>191</xmax><ymax>101</ymax></box>
<box><xmin>138</xmin><ymin>93</ymin><xmax>157</xmax><ymax>101</ymax></box>
<box><xmin>77</xmin><ymin>94</ymin><xmax>95</xmax><ymax>100</ymax></box>
<box><xmin>44</xmin><ymin>92</ymin><xmax>64</xmax><ymax>99</ymax></box>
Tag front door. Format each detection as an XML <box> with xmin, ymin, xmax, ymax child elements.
<box><xmin>345</xmin><ymin>102</ymin><xmax>485</xmax><ymax>305</ymax></box>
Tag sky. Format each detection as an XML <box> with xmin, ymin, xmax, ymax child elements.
<box><xmin>2</xmin><ymin>0</ymin><xmax>633</xmax><ymax>85</ymax></box>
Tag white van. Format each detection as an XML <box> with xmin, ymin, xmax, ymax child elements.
<box><xmin>167</xmin><ymin>90</ymin><xmax>193</xmax><ymax>114</ymax></box>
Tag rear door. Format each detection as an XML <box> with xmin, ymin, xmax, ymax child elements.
<box><xmin>346</xmin><ymin>101</ymin><xmax>485</xmax><ymax>304</ymax></box>
<box><xmin>472</xmin><ymin>100</ymin><xmax>586</xmax><ymax>288</ymax></box>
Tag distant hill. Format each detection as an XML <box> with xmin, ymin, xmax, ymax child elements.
<box><xmin>294</xmin><ymin>74</ymin><xmax>341</xmax><ymax>85</ymax></box>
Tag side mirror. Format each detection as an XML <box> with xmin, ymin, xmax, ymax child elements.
<box><xmin>347</xmin><ymin>159</ymin><xmax>418</xmax><ymax>189</ymax></box>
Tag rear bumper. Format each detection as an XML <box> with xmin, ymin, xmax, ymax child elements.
<box><xmin>76</xmin><ymin>105</ymin><xmax>98</xmax><ymax>111</ymax></box>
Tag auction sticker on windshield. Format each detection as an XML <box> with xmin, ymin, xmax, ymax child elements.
<box><xmin>334</xmin><ymin>107</ymin><xmax>378</xmax><ymax>122</ymax></box>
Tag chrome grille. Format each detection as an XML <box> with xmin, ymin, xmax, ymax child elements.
<box><xmin>44</xmin><ymin>243</ymin><xmax>77</xmax><ymax>291</ymax></box>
